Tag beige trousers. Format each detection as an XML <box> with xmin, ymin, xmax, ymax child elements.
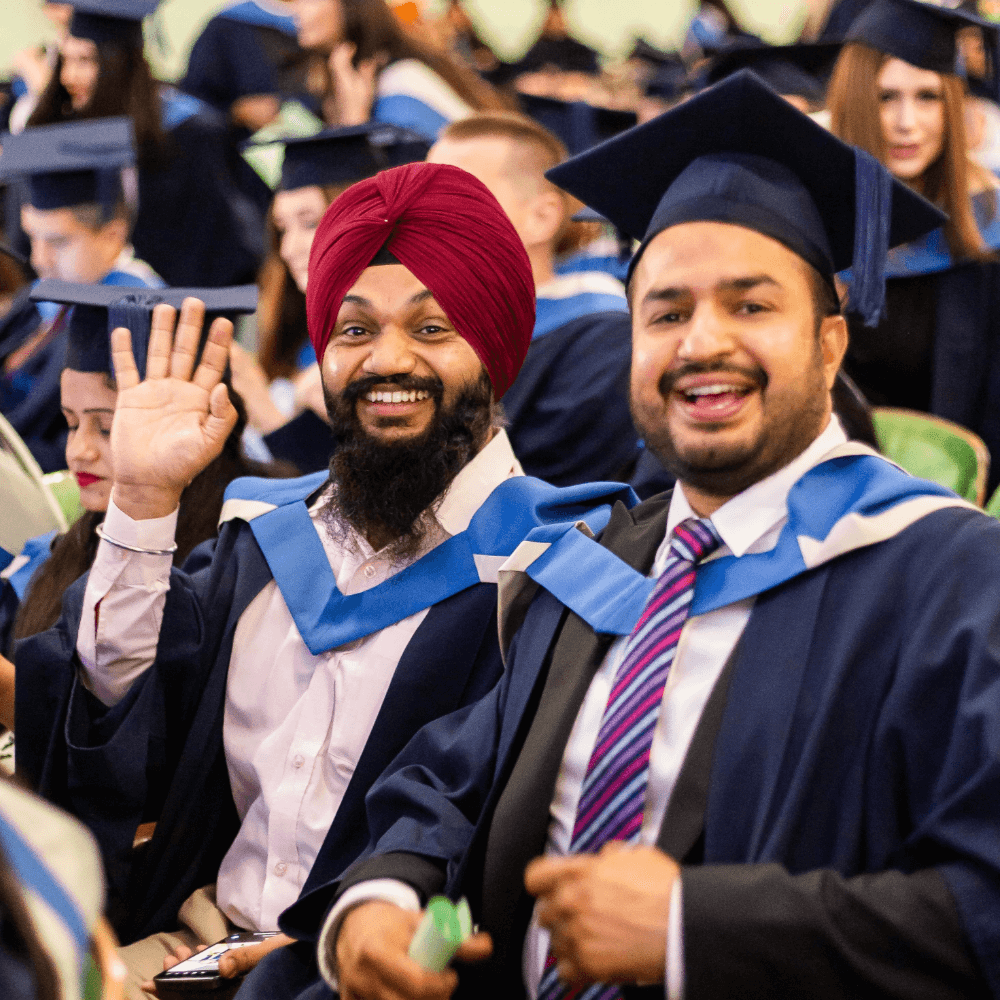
<box><xmin>119</xmin><ymin>884</ymin><xmax>236</xmax><ymax>1000</ymax></box>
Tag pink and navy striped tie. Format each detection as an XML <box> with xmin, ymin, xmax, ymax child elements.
<box><xmin>537</xmin><ymin>517</ymin><xmax>723</xmax><ymax>1000</ymax></box>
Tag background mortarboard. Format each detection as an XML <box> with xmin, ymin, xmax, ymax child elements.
<box><xmin>845</xmin><ymin>0</ymin><xmax>1000</xmax><ymax>103</ymax></box>
<box><xmin>0</xmin><ymin>118</ymin><xmax>135</xmax><ymax>216</ymax></box>
<box><xmin>546</xmin><ymin>71</ymin><xmax>946</xmax><ymax>325</ymax></box>
<box><xmin>70</xmin><ymin>0</ymin><xmax>162</xmax><ymax>46</ymax></box>
<box><xmin>30</xmin><ymin>280</ymin><xmax>257</xmax><ymax>378</ymax></box>
<box><xmin>253</xmin><ymin>124</ymin><xmax>431</xmax><ymax>193</ymax></box>
<box><xmin>706</xmin><ymin>41</ymin><xmax>843</xmax><ymax>104</ymax></box>
<box><xmin>518</xmin><ymin>93</ymin><xmax>638</xmax><ymax>156</ymax></box>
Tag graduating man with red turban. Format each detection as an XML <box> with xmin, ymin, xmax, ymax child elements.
<box><xmin>15</xmin><ymin>162</ymin><xmax>634</xmax><ymax>997</ymax></box>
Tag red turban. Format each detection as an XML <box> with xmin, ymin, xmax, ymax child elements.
<box><xmin>306</xmin><ymin>162</ymin><xmax>535</xmax><ymax>399</ymax></box>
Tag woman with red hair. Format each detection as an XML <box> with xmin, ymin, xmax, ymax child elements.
<box><xmin>827</xmin><ymin>0</ymin><xmax>1000</xmax><ymax>490</ymax></box>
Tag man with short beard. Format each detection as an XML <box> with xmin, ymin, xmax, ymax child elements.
<box><xmin>323</xmin><ymin>74</ymin><xmax>1000</xmax><ymax>1000</ymax></box>
<box><xmin>15</xmin><ymin>161</ymin><xmax>632</xmax><ymax>999</ymax></box>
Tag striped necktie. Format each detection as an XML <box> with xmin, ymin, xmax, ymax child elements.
<box><xmin>537</xmin><ymin>517</ymin><xmax>723</xmax><ymax>1000</ymax></box>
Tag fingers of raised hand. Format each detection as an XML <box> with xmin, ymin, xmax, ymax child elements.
<box><xmin>193</xmin><ymin>314</ymin><xmax>234</xmax><ymax>393</ymax></box>
<box><xmin>145</xmin><ymin>303</ymin><xmax>180</xmax><ymax>381</ymax></box>
<box><xmin>110</xmin><ymin>326</ymin><xmax>141</xmax><ymax>391</ymax></box>
<box><xmin>170</xmin><ymin>298</ymin><xmax>207</xmax><ymax>381</ymax></box>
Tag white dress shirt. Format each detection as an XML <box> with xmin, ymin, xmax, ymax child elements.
<box><xmin>76</xmin><ymin>429</ymin><xmax>522</xmax><ymax>931</ymax></box>
<box><xmin>320</xmin><ymin>416</ymin><xmax>849</xmax><ymax>997</ymax></box>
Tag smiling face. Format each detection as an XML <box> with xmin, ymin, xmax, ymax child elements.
<box><xmin>61</xmin><ymin>368</ymin><xmax>116</xmax><ymax>512</ymax></box>
<box><xmin>273</xmin><ymin>186</ymin><xmax>330</xmax><ymax>293</ymax></box>
<box><xmin>293</xmin><ymin>0</ymin><xmax>345</xmax><ymax>51</ymax></box>
<box><xmin>877</xmin><ymin>57</ymin><xmax>946</xmax><ymax>183</ymax></box>
<box><xmin>630</xmin><ymin>221</ymin><xmax>848</xmax><ymax>512</ymax></box>
<box><xmin>60</xmin><ymin>34</ymin><xmax>100</xmax><ymax>110</ymax></box>
<box><xmin>321</xmin><ymin>263</ymin><xmax>486</xmax><ymax>444</ymax></box>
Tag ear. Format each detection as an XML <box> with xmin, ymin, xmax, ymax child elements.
<box><xmin>819</xmin><ymin>314</ymin><xmax>849</xmax><ymax>389</ymax></box>
<box><xmin>100</xmin><ymin>216</ymin><xmax>129</xmax><ymax>249</ymax></box>
<box><xmin>522</xmin><ymin>189</ymin><xmax>565</xmax><ymax>250</ymax></box>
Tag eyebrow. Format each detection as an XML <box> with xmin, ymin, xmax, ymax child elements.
<box><xmin>341</xmin><ymin>289</ymin><xmax>435</xmax><ymax>310</ymax></box>
<box><xmin>62</xmin><ymin>407</ymin><xmax>115</xmax><ymax>416</ymax></box>
<box><xmin>642</xmin><ymin>274</ymin><xmax>782</xmax><ymax>305</ymax></box>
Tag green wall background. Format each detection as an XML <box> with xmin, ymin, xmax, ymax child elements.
<box><xmin>1</xmin><ymin>0</ymin><xmax>810</xmax><ymax>81</ymax></box>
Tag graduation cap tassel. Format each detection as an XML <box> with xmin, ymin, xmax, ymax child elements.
<box><xmin>108</xmin><ymin>293</ymin><xmax>162</xmax><ymax>381</ymax></box>
<box><xmin>848</xmin><ymin>148</ymin><xmax>892</xmax><ymax>329</ymax></box>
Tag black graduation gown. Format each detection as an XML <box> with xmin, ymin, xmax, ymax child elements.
<box><xmin>131</xmin><ymin>95</ymin><xmax>267</xmax><ymax>288</ymax></box>
<box><xmin>503</xmin><ymin>310</ymin><xmax>637</xmax><ymax>487</ymax></box>
<box><xmin>0</xmin><ymin>290</ymin><xmax>67</xmax><ymax>473</ymax></box>
<box><xmin>293</xmin><ymin>494</ymin><xmax>1000</xmax><ymax>999</ymax></box>
<box><xmin>845</xmin><ymin>262</ymin><xmax>1000</xmax><ymax>492</ymax></box>
<box><xmin>13</xmin><ymin>509</ymin><xmax>505</xmax><ymax>945</ymax></box>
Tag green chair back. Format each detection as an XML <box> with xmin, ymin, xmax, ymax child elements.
<box><xmin>42</xmin><ymin>471</ymin><xmax>86</xmax><ymax>527</ymax></box>
<box><xmin>872</xmin><ymin>407</ymin><xmax>989</xmax><ymax>505</ymax></box>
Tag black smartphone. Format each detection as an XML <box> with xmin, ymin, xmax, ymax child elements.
<box><xmin>153</xmin><ymin>931</ymin><xmax>279</xmax><ymax>997</ymax></box>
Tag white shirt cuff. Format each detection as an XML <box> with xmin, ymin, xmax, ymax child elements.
<box><xmin>317</xmin><ymin>879</ymin><xmax>422</xmax><ymax>990</ymax></box>
<box><xmin>101</xmin><ymin>496</ymin><xmax>179</xmax><ymax>548</ymax></box>
<box><xmin>666</xmin><ymin>874</ymin><xmax>684</xmax><ymax>1000</ymax></box>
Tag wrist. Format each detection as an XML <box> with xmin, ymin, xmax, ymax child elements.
<box><xmin>111</xmin><ymin>483</ymin><xmax>183</xmax><ymax>521</ymax></box>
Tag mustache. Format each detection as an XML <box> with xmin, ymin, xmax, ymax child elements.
<box><xmin>339</xmin><ymin>372</ymin><xmax>444</xmax><ymax>404</ymax></box>
<box><xmin>658</xmin><ymin>360</ymin><xmax>769</xmax><ymax>397</ymax></box>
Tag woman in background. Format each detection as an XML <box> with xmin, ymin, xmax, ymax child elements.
<box><xmin>0</xmin><ymin>285</ymin><xmax>282</xmax><ymax>662</ymax></box>
<box><xmin>827</xmin><ymin>0</ymin><xmax>1000</xmax><ymax>492</ymax></box>
<box><xmin>292</xmin><ymin>0</ymin><xmax>508</xmax><ymax>139</ymax></box>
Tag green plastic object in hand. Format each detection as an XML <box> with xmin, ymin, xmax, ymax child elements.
<box><xmin>407</xmin><ymin>896</ymin><xmax>473</xmax><ymax>972</ymax></box>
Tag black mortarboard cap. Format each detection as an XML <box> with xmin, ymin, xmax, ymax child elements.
<box><xmin>0</xmin><ymin>118</ymin><xmax>135</xmax><ymax>217</ymax></box>
<box><xmin>30</xmin><ymin>280</ymin><xmax>257</xmax><ymax>378</ymax></box>
<box><xmin>250</xmin><ymin>124</ymin><xmax>430</xmax><ymax>191</ymax></box>
<box><xmin>546</xmin><ymin>71</ymin><xmax>946</xmax><ymax>327</ymax></box>
<box><xmin>70</xmin><ymin>0</ymin><xmax>161</xmax><ymax>46</ymax></box>
<box><xmin>629</xmin><ymin>38</ymin><xmax>680</xmax><ymax>68</ymax></box>
<box><xmin>518</xmin><ymin>93</ymin><xmax>637</xmax><ymax>155</ymax></box>
<box><xmin>706</xmin><ymin>41</ymin><xmax>842</xmax><ymax>103</ymax></box>
<box><xmin>644</xmin><ymin>55</ymin><xmax>690</xmax><ymax>101</ymax></box>
<box><xmin>846</xmin><ymin>0</ymin><xmax>1000</xmax><ymax>103</ymax></box>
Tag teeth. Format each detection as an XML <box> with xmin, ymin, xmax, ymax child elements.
<box><xmin>364</xmin><ymin>389</ymin><xmax>431</xmax><ymax>403</ymax></box>
<box><xmin>686</xmin><ymin>383</ymin><xmax>741</xmax><ymax>397</ymax></box>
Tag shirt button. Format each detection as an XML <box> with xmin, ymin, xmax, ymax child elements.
<box><xmin>364</xmin><ymin>564</ymin><xmax>376</xmax><ymax>579</ymax></box>
<box><xmin>274</xmin><ymin>862</ymin><xmax>287</xmax><ymax>877</ymax></box>
<box><xmin>293</xmin><ymin>754</ymin><xmax>305</xmax><ymax>768</ymax></box>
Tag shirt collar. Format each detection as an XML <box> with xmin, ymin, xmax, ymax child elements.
<box><xmin>665</xmin><ymin>414</ymin><xmax>849</xmax><ymax>560</ymax></box>
<box><xmin>434</xmin><ymin>428</ymin><xmax>523</xmax><ymax>536</ymax></box>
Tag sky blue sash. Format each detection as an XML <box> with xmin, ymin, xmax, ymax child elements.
<box><xmin>534</xmin><ymin>290</ymin><xmax>629</xmax><ymax>340</ymax></box>
<box><xmin>6</xmin><ymin>530</ymin><xmax>58</xmax><ymax>601</ymax></box>
<box><xmin>160</xmin><ymin>90</ymin><xmax>204</xmax><ymax>131</ymax></box>
<box><xmin>840</xmin><ymin>190</ymin><xmax>1000</xmax><ymax>281</ymax></box>
<box><xmin>517</xmin><ymin>453</ymin><xmax>964</xmax><ymax>635</ymax></box>
<box><xmin>236</xmin><ymin>475</ymin><xmax>636</xmax><ymax>654</ymax></box>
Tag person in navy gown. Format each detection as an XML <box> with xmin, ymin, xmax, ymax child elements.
<box><xmin>307</xmin><ymin>75</ymin><xmax>1000</xmax><ymax>1000</ymax></box>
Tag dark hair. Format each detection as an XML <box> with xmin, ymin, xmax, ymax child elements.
<box><xmin>12</xmin><ymin>387</ymin><xmax>289</xmax><ymax>642</ymax></box>
<box><xmin>308</xmin><ymin>0</ymin><xmax>510</xmax><ymax>116</ymax></box>
<box><xmin>0</xmin><ymin>827</ymin><xmax>59</xmax><ymax>1000</ymax></box>
<box><xmin>828</xmin><ymin>42</ymin><xmax>995</xmax><ymax>263</ymax></box>
<box><xmin>0</xmin><ymin>253</ymin><xmax>27</xmax><ymax>301</ymax></box>
<box><xmin>27</xmin><ymin>36</ymin><xmax>165</xmax><ymax>166</ymax></box>
<box><xmin>808</xmin><ymin>264</ymin><xmax>842</xmax><ymax>328</ymax></box>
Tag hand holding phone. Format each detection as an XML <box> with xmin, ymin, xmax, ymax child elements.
<box><xmin>153</xmin><ymin>932</ymin><xmax>279</xmax><ymax>997</ymax></box>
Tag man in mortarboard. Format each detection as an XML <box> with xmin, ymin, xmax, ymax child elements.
<box><xmin>321</xmin><ymin>73</ymin><xmax>1000</xmax><ymax>1000</ymax></box>
<box><xmin>427</xmin><ymin>112</ymin><xmax>638</xmax><ymax>487</ymax></box>
<box><xmin>0</xmin><ymin>117</ymin><xmax>160</xmax><ymax>472</ymax></box>
<box><xmin>14</xmin><ymin>160</ymin><xmax>631</xmax><ymax>996</ymax></box>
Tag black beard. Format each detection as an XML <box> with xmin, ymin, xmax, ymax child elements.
<box><xmin>321</xmin><ymin>370</ymin><xmax>494</xmax><ymax>561</ymax></box>
<box><xmin>634</xmin><ymin>355</ymin><xmax>827</xmax><ymax>500</ymax></box>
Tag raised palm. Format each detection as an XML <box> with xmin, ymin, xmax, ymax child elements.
<box><xmin>110</xmin><ymin>298</ymin><xmax>238</xmax><ymax>516</ymax></box>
